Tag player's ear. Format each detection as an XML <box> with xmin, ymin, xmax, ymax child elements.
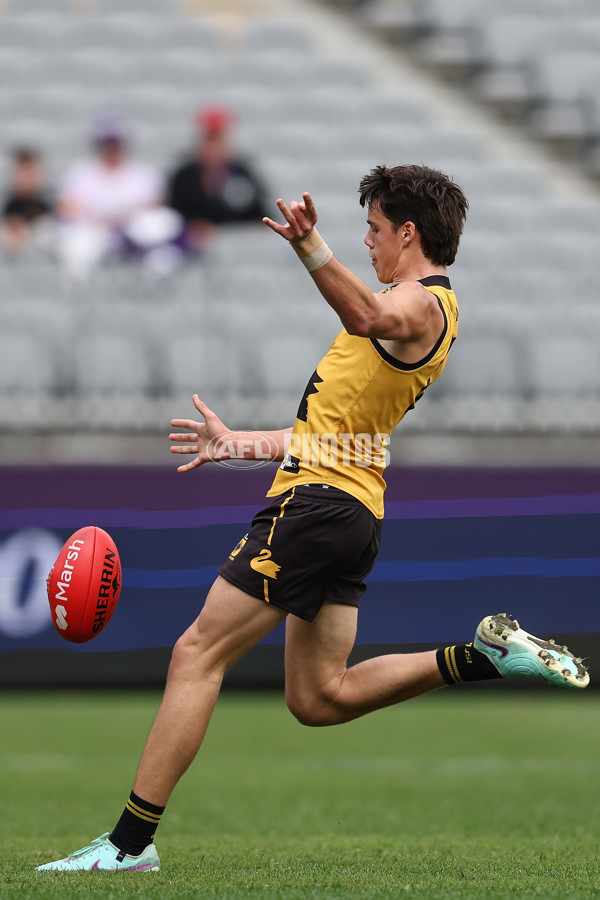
<box><xmin>401</xmin><ymin>221</ymin><xmax>417</xmax><ymax>241</ymax></box>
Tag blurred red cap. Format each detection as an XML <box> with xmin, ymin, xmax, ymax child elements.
<box><xmin>196</xmin><ymin>105</ymin><xmax>234</xmax><ymax>135</ymax></box>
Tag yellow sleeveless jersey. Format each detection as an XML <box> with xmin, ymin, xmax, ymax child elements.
<box><xmin>267</xmin><ymin>275</ymin><xmax>459</xmax><ymax>518</ymax></box>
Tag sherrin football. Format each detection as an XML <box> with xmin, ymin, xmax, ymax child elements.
<box><xmin>47</xmin><ymin>525</ymin><xmax>122</xmax><ymax>643</ymax></box>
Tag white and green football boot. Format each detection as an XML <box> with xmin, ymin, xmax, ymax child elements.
<box><xmin>35</xmin><ymin>833</ymin><xmax>160</xmax><ymax>872</ymax></box>
<box><xmin>474</xmin><ymin>613</ymin><xmax>589</xmax><ymax>689</ymax></box>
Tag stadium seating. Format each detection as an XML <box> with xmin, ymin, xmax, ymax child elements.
<box><xmin>0</xmin><ymin>0</ymin><xmax>599</xmax><ymax>443</ymax></box>
<box><xmin>0</xmin><ymin>331</ymin><xmax>67</xmax><ymax>429</ymax></box>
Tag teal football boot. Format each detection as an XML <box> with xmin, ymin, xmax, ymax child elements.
<box><xmin>36</xmin><ymin>833</ymin><xmax>160</xmax><ymax>872</ymax></box>
<box><xmin>474</xmin><ymin>613</ymin><xmax>589</xmax><ymax>689</ymax></box>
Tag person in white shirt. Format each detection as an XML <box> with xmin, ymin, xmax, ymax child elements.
<box><xmin>56</xmin><ymin>112</ymin><xmax>166</xmax><ymax>278</ymax></box>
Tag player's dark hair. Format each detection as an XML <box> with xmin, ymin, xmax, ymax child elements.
<box><xmin>358</xmin><ymin>164</ymin><xmax>468</xmax><ymax>266</ymax></box>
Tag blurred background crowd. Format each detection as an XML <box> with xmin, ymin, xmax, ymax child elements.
<box><xmin>1</xmin><ymin>0</ymin><xmax>600</xmax><ymax>460</ymax></box>
<box><xmin>2</xmin><ymin>102</ymin><xmax>269</xmax><ymax>277</ymax></box>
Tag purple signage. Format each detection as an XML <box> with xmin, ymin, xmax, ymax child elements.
<box><xmin>1</xmin><ymin>464</ymin><xmax>599</xmax><ymax>653</ymax></box>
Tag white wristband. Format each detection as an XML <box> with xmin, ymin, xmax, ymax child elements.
<box><xmin>291</xmin><ymin>228</ymin><xmax>333</xmax><ymax>273</ymax></box>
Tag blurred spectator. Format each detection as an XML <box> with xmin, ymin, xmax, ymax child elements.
<box><xmin>58</xmin><ymin>111</ymin><xmax>163</xmax><ymax>231</ymax></box>
<box><xmin>1</xmin><ymin>147</ymin><xmax>52</xmax><ymax>258</ymax></box>
<box><xmin>168</xmin><ymin>105</ymin><xmax>268</xmax><ymax>253</ymax></box>
<box><xmin>56</xmin><ymin>112</ymin><xmax>172</xmax><ymax>279</ymax></box>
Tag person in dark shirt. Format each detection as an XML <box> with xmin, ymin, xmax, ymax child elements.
<box><xmin>2</xmin><ymin>147</ymin><xmax>52</xmax><ymax>257</ymax></box>
<box><xmin>168</xmin><ymin>105</ymin><xmax>268</xmax><ymax>253</ymax></box>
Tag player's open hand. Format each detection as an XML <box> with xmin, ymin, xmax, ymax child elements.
<box><xmin>262</xmin><ymin>192</ymin><xmax>318</xmax><ymax>243</ymax></box>
<box><xmin>169</xmin><ymin>395</ymin><xmax>233</xmax><ymax>472</ymax></box>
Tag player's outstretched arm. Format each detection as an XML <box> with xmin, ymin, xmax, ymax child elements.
<box><xmin>263</xmin><ymin>193</ymin><xmax>385</xmax><ymax>336</ymax></box>
<box><xmin>169</xmin><ymin>394</ymin><xmax>292</xmax><ymax>473</ymax></box>
<box><xmin>264</xmin><ymin>192</ymin><xmax>441</xmax><ymax>344</ymax></box>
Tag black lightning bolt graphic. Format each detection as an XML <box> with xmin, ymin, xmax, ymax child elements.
<box><xmin>296</xmin><ymin>370</ymin><xmax>323</xmax><ymax>423</ymax></box>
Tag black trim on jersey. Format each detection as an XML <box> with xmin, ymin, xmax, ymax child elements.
<box><xmin>418</xmin><ymin>275</ymin><xmax>452</xmax><ymax>289</ymax></box>
<box><xmin>370</xmin><ymin>297</ymin><xmax>449</xmax><ymax>372</ymax></box>
<box><xmin>387</xmin><ymin>276</ymin><xmax>452</xmax><ymax>291</ymax></box>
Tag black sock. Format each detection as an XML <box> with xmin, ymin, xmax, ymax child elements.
<box><xmin>109</xmin><ymin>791</ymin><xmax>165</xmax><ymax>857</ymax></box>
<box><xmin>436</xmin><ymin>642</ymin><xmax>502</xmax><ymax>685</ymax></box>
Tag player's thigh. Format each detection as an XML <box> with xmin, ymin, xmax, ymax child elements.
<box><xmin>284</xmin><ymin>600</ymin><xmax>358</xmax><ymax>707</ymax></box>
<box><xmin>175</xmin><ymin>575</ymin><xmax>287</xmax><ymax>677</ymax></box>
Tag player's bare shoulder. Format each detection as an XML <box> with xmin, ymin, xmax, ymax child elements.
<box><xmin>383</xmin><ymin>280</ymin><xmax>444</xmax><ymax>335</ymax></box>
<box><xmin>386</xmin><ymin>279</ymin><xmax>440</xmax><ymax>308</ymax></box>
<box><xmin>377</xmin><ymin>280</ymin><xmax>446</xmax><ymax>361</ymax></box>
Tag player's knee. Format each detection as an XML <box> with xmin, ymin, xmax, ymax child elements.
<box><xmin>168</xmin><ymin>631</ymin><xmax>200</xmax><ymax>678</ymax></box>
<box><xmin>286</xmin><ymin>687</ymin><xmax>337</xmax><ymax>727</ymax></box>
<box><xmin>167</xmin><ymin>627</ymin><xmax>224</xmax><ymax>686</ymax></box>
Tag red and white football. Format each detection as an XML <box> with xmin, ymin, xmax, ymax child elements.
<box><xmin>47</xmin><ymin>525</ymin><xmax>122</xmax><ymax>643</ymax></box>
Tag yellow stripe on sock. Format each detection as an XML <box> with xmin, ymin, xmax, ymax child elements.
<box><xmin>444</xmin><ymin>646</ymin><xmax>462</xmax><ymax>683</ymax></box>
<box><xmin>127</xmin><ymin>799</ymin><xmax>162</xmax><ymax>821</ymax></box>
<box><xmin>126</xmin><ymin>800</ymin><xmax>162</xmax><ymax>823</ymax></box>
<box><xmin>450</xmin><ymin>645</ymin><xmax>463</xmax><ymax>682</ymax></box>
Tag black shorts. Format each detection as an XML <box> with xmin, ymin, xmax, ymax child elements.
<box><xmin>218</xmin><ymin>484</ymin><xmax>381</xmax><ymax>622</ymax></box>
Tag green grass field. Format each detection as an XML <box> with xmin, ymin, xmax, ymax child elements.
<box><xmin>2</xmin><ymin>688</ymin><xmax>600</xmax><ymax>899</ymax></box>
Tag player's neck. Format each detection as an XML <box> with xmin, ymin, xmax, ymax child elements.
<box><xmin>389</xmin><ymin>261</ymin><xmax>447</xmax><ymax>286</ymax></box>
